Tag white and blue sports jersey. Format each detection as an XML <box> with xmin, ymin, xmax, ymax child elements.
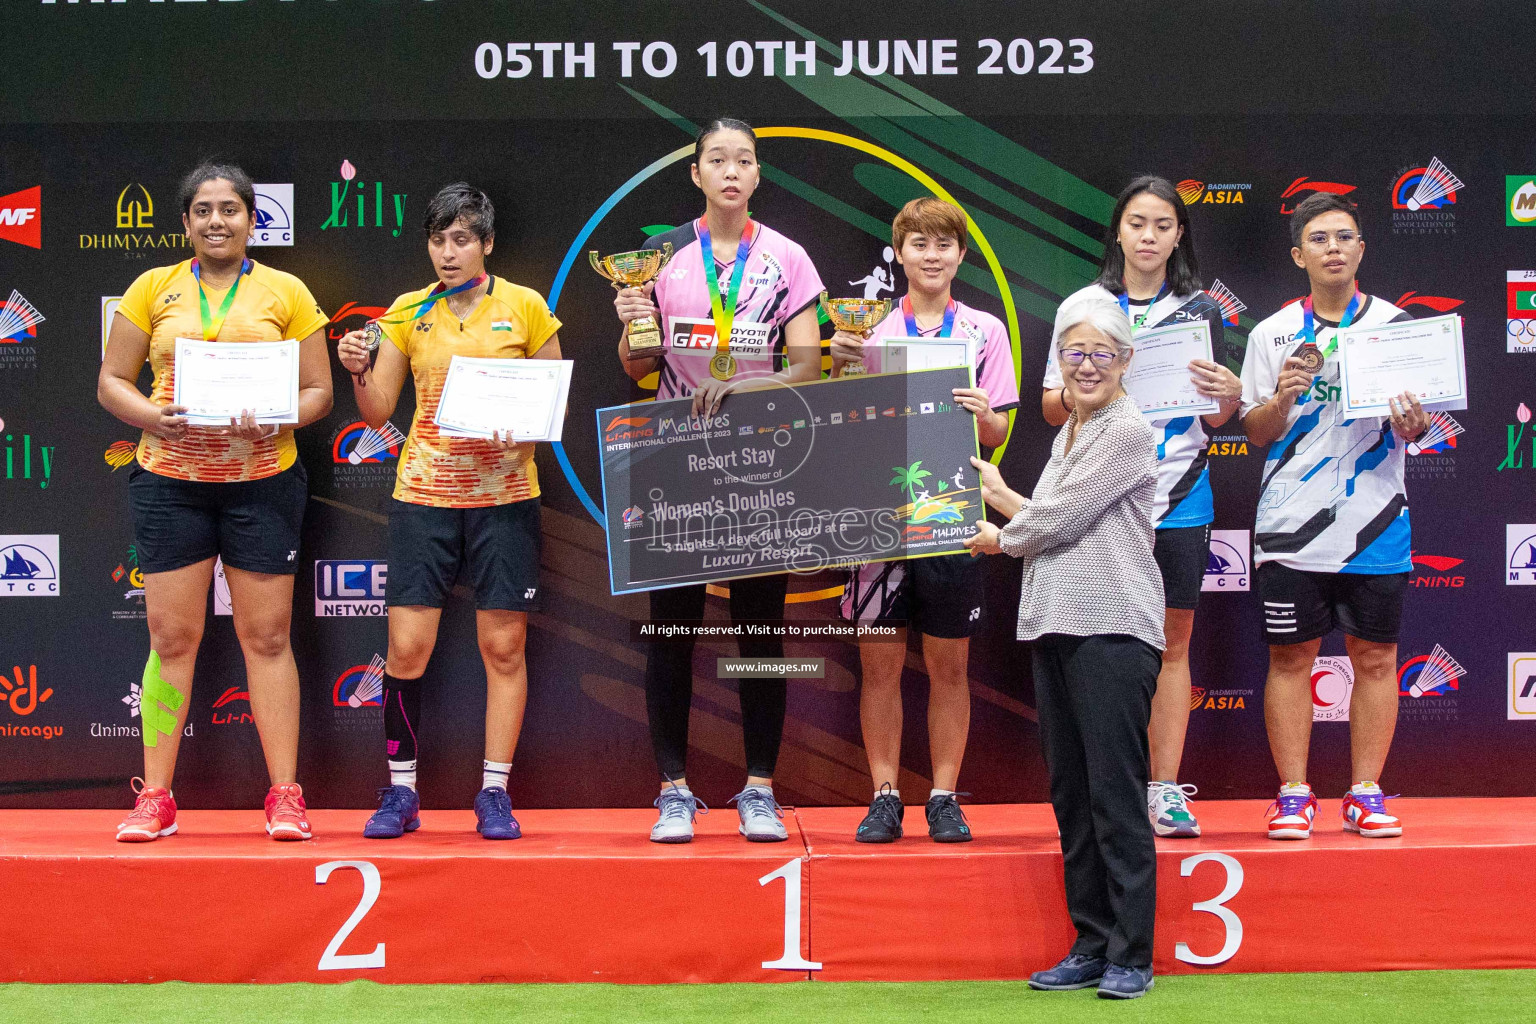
<box><xmin>1045</xmin><ymin>283</ymin><xmax>1226</xmax><ymax>529</ymax></box>
<box><xmin>1239</xmin><ymin>294</ymin><xmax>1414</xmax><ymax>574</ymax></box>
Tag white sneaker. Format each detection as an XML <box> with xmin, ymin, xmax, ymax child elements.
<box><xmin>1147</xmin><ymin>781</ymin><xmax>1201</xmax><ymax>837</ymax></box>
<box><xmin>730</xmin><ymin>785</ymin><xmax>788</xmax><ymax>842</ymax></box>
<box><xmin>650</xmin><ymin>783</ymin><xmax>705</xmax><ymax>843</ymax></box>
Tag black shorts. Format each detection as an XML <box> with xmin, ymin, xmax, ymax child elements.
<box><xmin>386</xmin><ymin>497</ymin><xmax>542</xmax><ymax>611</ymax></box>
<box><xmin>1154</xmin><ymin>524</ymin><xmax>1211</xmax><ymax>612</ymax></box>
<box><xmin>128</xmin><ymin>462</ymin><xmax>308</xmax><ymax>575</ymax></box>
<box><xmin>1255</xmin><ymin>562</ymin><xmax>1408</xmax><ymax>645</ymax></box>
<box><xmin>841</xmin><ymin>552</ymin><xmax>985</xmax><ymax>639</ymax></box>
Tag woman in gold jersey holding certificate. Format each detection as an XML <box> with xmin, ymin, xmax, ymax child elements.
<box><xmin>337</xmin><ymin>183</ymin><xmax>564</xmax><ymax>842</ymax></box>
<box><xmin>98</xmin><ymin>162</ymin><xmax>333</xmax><ymax>843</ymax></box>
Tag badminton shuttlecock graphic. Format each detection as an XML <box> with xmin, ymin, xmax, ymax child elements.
<box><xmin>1405</xmin><ymin>157</ymin><xmax>1464</xmax><ymax>211</ymax></box>
<box><xmin>348</xmin><ymin>422</ymin><xmax>405</xmax><ymax>465</ymax></box>
<box><xmin>1406</xmin><ymin>412</ymin><xmax>1463</xmax><ymax>456</ymax></box>
<box><xmin>349</xmin><ymin>654</ymin><xmax>387</xmax><ymax>707</ymax></box>
<box><xmin>0</xmin><ymin>290</ymin><xmax>44</xmax><ymax>341</ymax></box>
<box><xmin>1408</xmin><ymin>644</ymin><xmax>1465</xmax><ymax>698</ymax></box>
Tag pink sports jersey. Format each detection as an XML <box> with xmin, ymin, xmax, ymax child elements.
<box><xmin>649</xmin><ymin>220</ymin><xmax>824</xmax><ymax>400</ymax></box>
<box><xmin>860</xmin><ymin>299</ymin><xmax>1020</xmax><ymax>412</ymax></box>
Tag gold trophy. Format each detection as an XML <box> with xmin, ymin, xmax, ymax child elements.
<box><xmin>820</xmin><ymin>292</ymin><xmax>895</xmax><ymax>375</ymax></box>
<box><xmin>591</xmin><ymin>243</ymin><xmax>675</xmax><ymax>359</ymax></box>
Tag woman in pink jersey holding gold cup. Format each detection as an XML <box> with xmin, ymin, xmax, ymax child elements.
<box><xmin>612</xmin><ymin>117</ymin><xmax>824</xmax><ymax>844</ymax></box>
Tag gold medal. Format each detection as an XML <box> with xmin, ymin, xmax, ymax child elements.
<box><xmin>710</xmin><ymin>352</ymin><xmax>737</xmax><ymax>381</ymax></box>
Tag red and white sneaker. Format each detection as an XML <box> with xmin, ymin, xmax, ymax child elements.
<box><xmin>117</xmin><ymin>778</ymin><xmax>178</xmax><ymax>842</ymax></box>
<box><xmin>265</xmin><ymin>782</ymin><xmax>313</xmax><ymax>841</ymax></box>
<box><xmin>1265</xmin><ymin>782</ymin><xmax>1317</xmax><ymax>840</ymax></box>
<box><xmin>1341</xmin><ymin>782</ymin><xmax>1402</xmax><ymax>838</ymax></box>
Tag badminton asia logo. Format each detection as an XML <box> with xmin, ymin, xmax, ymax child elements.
<box><xmin>0</xmin><ymin>186</ymin><xmax>41</xmax><ymax>249</ymax></box>
<box><xmin>1507</xmin><ymin>272</ymin><xmax>1536</xmax><ymax>354</ymax></box>
<box><xmin>104</xmin><ymin>440</ymin><xmax>136</xmax><ymax>472</ymax></box>
<box><xmin>1188</xmin><ymin>686</ymin><xmax>1252</xmax><ymax>711</ymax></box>
<box><xmin>0</xmin><ymin>288</ymin><xmax>45</xmax><ymax>371</ymax></box>
<box><xmin>1175</xmin><ymin>180</ymin><xmax>1251</xmax><ymax>206</ymax></box>
<box><xmin>333</xmin><ymin>655</ymin><xmax>385</xmax><ymax>708</ymax></box>
<box><xmin>1279</xmin><ymin>177</ymin><xmax>1356</xmax><ymax>215</ymax></box>
<box><xmin>1390</xmin><ymin>157</ymin><xmax>1463</xmax><ymax>235</ymax></box>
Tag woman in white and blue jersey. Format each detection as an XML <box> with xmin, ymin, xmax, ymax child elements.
<box><xmin>1041</xmin><ymin>176</ymin><xmax>1243</xmax><ymax>839</ymax></box>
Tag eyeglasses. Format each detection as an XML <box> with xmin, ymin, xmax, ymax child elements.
<box><xmin>1059</xmin><ymin>349</ymin><xmax>1120</xmax><ymax>367</ymax></box>
<box><xmin>1303</xmin><ymin>230</ymin><xmax>1362</xmax><ymax>249</ymax></box>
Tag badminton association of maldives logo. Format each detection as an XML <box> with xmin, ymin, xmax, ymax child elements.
<box><xmin>333</xmin><ymin>655</ymin><xmax>385</xmax><ymax>708</ymax></box>
<box><xmin>1392</xmin><ymin>157</ymin><xmax>1464</xmax><ymax>235</ymax></box>
<box><xmin>1398</xmin><ymin>644</ymin><xmax>1466</xmax><ymax>698</ymax></box>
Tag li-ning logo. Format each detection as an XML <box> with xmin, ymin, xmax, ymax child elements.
<box><xmin>1410</xmin><ymin>552</ymin><xmax>1464</xmax><ymax>589</ymax></box>
<box><xmin>1280</xmin><ymin>177</ymin><xmax>1356</xmax><ymax>215</ymax></box>
<box><xmin>320</xmin><ymin>160</ymin><xmax>407</xmax><ymax>237</ymax></box>
<box><xmin>211</xmin><ymin>685</ymin><xmax>253</xmax><ymax>725</ymax></box>
<box><xmin>604</xmin><ymin>416</ymin><xmax>654</xmax><ymax>443</ymax></box>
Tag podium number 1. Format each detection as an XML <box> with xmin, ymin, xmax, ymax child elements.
<box><xmin>758</xmin><ymin>858</ymin><xmax>821</xmax><ymax>971</ymax></box>
<box><xmin>315</xmin><ymin>860</ymin><xmax>387</xmax><ymax>971</ymax></box>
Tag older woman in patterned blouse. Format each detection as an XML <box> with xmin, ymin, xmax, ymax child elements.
<box><xmin>966</xmin><ymin>290</ymin><xmax>1166</xmax><ymax>1000</ymax></box>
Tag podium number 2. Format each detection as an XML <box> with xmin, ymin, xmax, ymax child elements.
<box><xmin>315</xmin><ymin>860</ymin><xmax>386</xmax><ymax>971</ymax></box>
<box><xmin>1175</xmin><ymin>852</ymin><xmax>1244</xmax><ymax>966</ymax></box>
<box><xmin>758</xmin><ymin>858</ymin><xmax>821</xmax><ymax>971</ymax></box>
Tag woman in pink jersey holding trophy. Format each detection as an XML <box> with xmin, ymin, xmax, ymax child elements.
<box><xmin>612</xmin><ymin>118</ymin><xmax>824</xmax><ymax>844</ymax></box>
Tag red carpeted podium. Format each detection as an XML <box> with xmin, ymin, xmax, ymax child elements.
<box><xmin>2</xmin><ymin>799</ymin><xmax>1532</xmax><ymax>983</ymax></box>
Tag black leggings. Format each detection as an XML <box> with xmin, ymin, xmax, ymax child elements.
<box><xmin>645</xmin><ymin>574</ymin><xmax>788</xmax><ymax>780</ymax></box>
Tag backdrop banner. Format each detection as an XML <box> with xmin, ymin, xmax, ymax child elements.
<box><xmin>2</xmin><ymin>1</ymin><xmax>1533</xmax><ymax>810</ymax></box>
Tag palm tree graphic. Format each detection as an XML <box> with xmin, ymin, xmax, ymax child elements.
<box><xmin>890</xmin><ymin>461</ymin><xmax>931</xmax><ymax>517</ymax></box>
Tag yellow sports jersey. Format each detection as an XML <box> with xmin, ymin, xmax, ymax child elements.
<box><xmin>117</xmin><ymin>259</ymin><xmax>328</xmax><ymax>482</ymax></box>
<box><xmin>381</xmin><ymin>276</ymin><xmax>561</xmax><ymax>508</ymax></box>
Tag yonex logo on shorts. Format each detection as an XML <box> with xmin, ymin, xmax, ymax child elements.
<box><xmin>524</xmin><ymin>588</ymin><xmax>537</xmax><ymax>600</ymax></box>
<box><xmin>968</xmin><ymin>608</ymin><xmax>981</xmax><ymax>621</ymax></box>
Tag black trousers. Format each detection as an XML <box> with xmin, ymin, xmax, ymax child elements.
<box><xmin>1032</xmin><ymin>632</ymin><xmax>1160</xmax><ymax>968</ymax></box>
<box><xmin>645</xmin><ymin>574</ymin><xmax>789</xmax><ymax>781</ymax></box>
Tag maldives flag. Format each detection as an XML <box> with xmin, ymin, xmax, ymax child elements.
<box><xmin>1509</xmin><ymin>271</ymin><xmax>1536</xmax><ymax>318</ymax></box>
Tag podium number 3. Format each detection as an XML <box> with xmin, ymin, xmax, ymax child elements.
<box><xmin>316</xmin><ymin>860</ymin><xmax>386</xmax><ymax>971</ymax></box>
<box><xmin>1175</xmin><ymin>852</ymin><xmax>1244</xmax><ymax>966</ymax></box>
<box><xmin>759</xmin><ymin>858</ymin><xmax>821</xmax><ymax>971</ymax></box>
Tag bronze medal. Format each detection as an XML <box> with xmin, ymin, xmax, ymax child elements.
<box><xmin>1295</xmin><ymin>341</ymin><xmax>1323</xmax><ymax>374</ymax></box>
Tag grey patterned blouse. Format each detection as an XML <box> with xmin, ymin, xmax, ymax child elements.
<box><xmin>999</xmin><ymin>393</ymin><xmax>1166</xmax><ymax>651</ymax></box>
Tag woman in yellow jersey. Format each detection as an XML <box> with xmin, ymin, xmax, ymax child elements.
<box><xmin>97</xmin><ymin>163</ymin><xmax>333</xmax><ymax>843</ymax></box>
<box><xmin>337</xmin><ymin>183</ymin><xmax>563</xmax><ymax>841</ymax></box>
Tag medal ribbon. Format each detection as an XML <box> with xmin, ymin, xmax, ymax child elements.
<box><xmin>191</xmin><ymin>258</ymin><xmax>252</xmax><ymax>342</ymax></box>
<box><xmin>371</xmin><ymin>274</ymin><xmax>488</xmax><ymax>325</ymax></box>
<box><xmin>1117</xmin><ymin>279</ymin><xmax>1170</xmax><ymax>330</ymax></box>
<box><xmin>698</xmin><ymin>216</ymin><xmax>756</xmax><ymax>360</ymax></box>
<box><xmin>1300</xmin><ymin>288</ymin><xmax>1362</xmax><ymax>359</ymax></box>
<box><xmin>902</xmin><ymin>295</ymin><xmax>956</xmax><ymax>337</ymax></box>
